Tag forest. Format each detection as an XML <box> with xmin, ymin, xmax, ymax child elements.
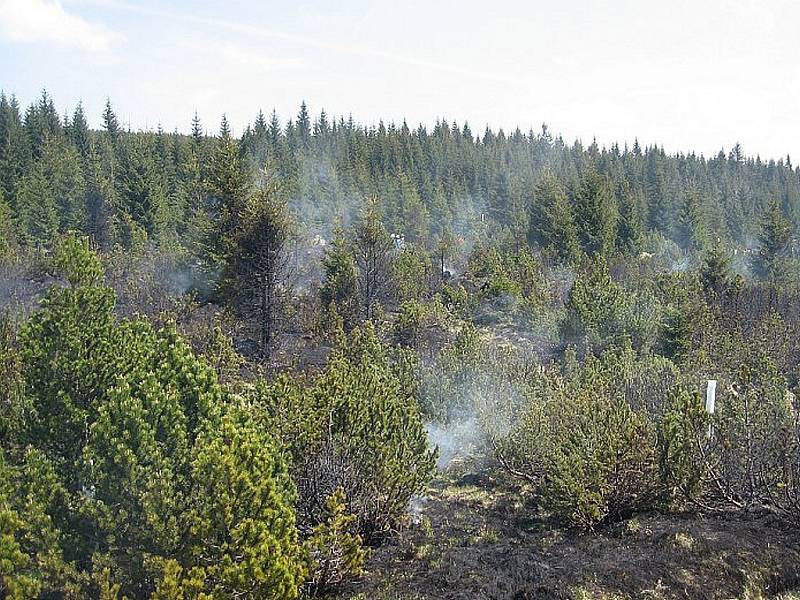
<box><xmin>2</xmin><ymin>90</ymin><xmax>800</xmax><ymax>598</ymax></box>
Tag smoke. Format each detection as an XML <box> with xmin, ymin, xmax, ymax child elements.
<box><xmin>426</xmin><ymin>416</ymin><xmax>480</xmax><ymax>470</ymax></box>
<box><xmin>0</xmin><ymin>263</ymin><xmax>59</xmax><ymax>321</ymax></box>
<box><xmin>671</xmin><ymin>255</ymin><xmax>692</xmax><ymax>273</ymax></box>
<box><xmin>407</xmin><ymin>494</ymin><xmax>428</xmax><ymax>524</ymax></box>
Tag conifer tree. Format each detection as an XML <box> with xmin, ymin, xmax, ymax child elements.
<box><xmin>753</xmin><ymin>199</ymin><xmax>793</xmax><ymax>281</ymax></box>
<box><xmin>0</xmin><ymin>93</ymin><xmax>28</xmax><ymax>205</ymax></box>
<box><xmin>617</xmin><ymin>186</ymin><xmax>644</xmax><ymax>253</ymax></box>
<box><xmin>572</xmin><ymin>167</ymin><xmax>618</xmax><ymax>256</ymax></box>
<box><xmin>352</xmin><ymin>199</ymin><xmax>395</xmax><ymax>320</ymax></box>
<box><xmin>0</xmin><ymin>189</ymin><xmax>17</xmax><ymax>261</ymax></box>
<box><xmin>296</xmin><ymin>101</ymin><xmax>311</xmax><ymax>148</ymax></box>
<box><xmin>221</xmin><ymin>177</ymin><xmax>293</xmax><ymax>358</ymax></box>
<box><xmin>321</xmin><ymin>225</ymin><xmax>358</xmax><ymax>328</ymax></box>
<box><xmin>529</xmin><ymin>172</ymin><xmax>581</xmax><ymax>263</ymax></box>
<box><xmin>15</xmin><ymin>161</ymin><xmax>58</xmax><ymax>247</ymax></box>
<box><xmin>102</xmin><ymin>98</ymin><xmax>120</xmax><ymax>146</ymax></box>
<box><xmin>68</xmin><ymin>101</ymin><xmax>90</xmax><ymax>158</ymax></box>
<box><xmin>676</xmin><ymin>186</ymin><xmax>708</xmax><ymax>251</ymax></box>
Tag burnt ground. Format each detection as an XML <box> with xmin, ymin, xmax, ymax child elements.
<box><xmin>338</xmin><ymin>463</ymin><xmax>800</xmax><ymax>600</ymax></box>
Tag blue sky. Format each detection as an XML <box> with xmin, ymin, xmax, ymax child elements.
<box><xmin>1</xmin><ymin>0</ymin><xmax>798</xmax><ymax>161</ymax></box>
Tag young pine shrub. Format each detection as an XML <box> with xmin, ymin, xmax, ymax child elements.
<box><xmin>658</xmin><ymin>386</ymin><xmax>709</xmax><ymax>503</ymax></box>
<box><xmin>542</xmin><ymin>386</ymin><xmax>662</xmax><ymax>529</ymax></box>
<box><xmin>482</xmin><ymin>366</ymin><xmax>562</xmax><ymax>488</ymax></box>
<box><xmin>709</xmin><ymin>358</ymin><xmax>793</xmax><ymax>509</ymax></box>
<box><xmin>561</xmin><ymin>257</ymin><xmax>632</xmax><ymax>352</ymax></box>
<box><xmin>304</xmin><ymin>488</ymin><xmax>366</xmax><ymax>597</ymax></box>
<box><xmin>660</xmin><ymin>359</ymin><xmax>797</xmax><ymax>515</ymax></box>
<box><xmin>255</xmin><ymin>323</ymin><xmax>436</xmax><ymax>544</ymax></box>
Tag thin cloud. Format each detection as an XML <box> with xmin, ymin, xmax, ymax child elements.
<box><xmin>81</xmin><ymin>0</ymin><xmax>520</xmax><ymax>87</ymax></box>
<box><xmin>0</xmin><ymin>0</ymin><xmax>122</xmax><ymax>52</ymax></box>
<box><xmin>176</xmin><ymin>38</ymin><xmax>305</xmax><ymax>74</ymax></box>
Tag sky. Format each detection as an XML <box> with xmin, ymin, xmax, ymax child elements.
<box><xmin>0</xmin><ymin>0</ymin><xmax>798</xmax><ymax>161</ymax></box>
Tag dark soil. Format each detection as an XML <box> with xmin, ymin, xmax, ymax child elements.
<box><xmin>339</xmin><ymin>464</ymin><xmax>800</xmax><ymax>600</ymax></box>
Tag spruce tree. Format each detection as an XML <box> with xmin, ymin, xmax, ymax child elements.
<box><xmin>530</xmin><ymin>171</ymin><xmax>580</xmax><ymax>263</ymax></box>
<box><xmin>15</xmin><ymin>161</ymin><xmax>58</xmax><ymax>247</ymax></box>
<box><xmin>221</xmin><ymin>179</ymin><xmax>293</xmax><ymax>358</ymax></box>
<box><xmin>68</xmin><ymin>101</ymin><xmax>90</xmax><ymax>158</ymax></box>
<box><xmin>753</xmin><ymin>199</ymin><xmax>793</xmax><ymax>281</ymax></box>
<box><xmin>102</xmin><ymin>98</ymin><xmax>120</xmax><ymax>146</ymax></box>
<box><xmin>572</xmin><ymin>167</ymin><xmax>618</xmax><ymax>257</ymax></box>
<box><xmin>676</xmin><ymin>186</ymin><xmax>708</xmax><ymax>251</ymax></box>
<box><xmin>617</xmin><ymin>186</ymin><xmax>644</xmax><ymax>253</ymax></box>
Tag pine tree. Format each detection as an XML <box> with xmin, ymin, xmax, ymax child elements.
<box><xmin>40</xmin><ymin>136</ymin><xmax>87</xmax><ymax>233</ymax></box>
<box><xmin>617</xmin><ymin>186</ymin><xmax>644</xmax><ymax>253</ymax></box>
<box><xmin>753</xmin><ymin>199</ymin><xmax>793</xmax><ymax>281</ymax></box>
<box><xmin>676</xmin><ymin>186</ymin><xmax>708</xmax><ymax>251</ymax></box>
<box><xmin>187</xmin><ymin>410</ymin><xmax>305</xmax><ymax>599</ymax></box>
<box><xmin>304</xmin><ymin>487</ymin><xmax>365</xmax><ymax>596</ymax></box>
<box><xmin>700</xmin><ymin>241</ymin><xmax>733</xmax><ymax>298</ymax></box>
<box><xmin>221</xmin><ymin>178</ymin><xmax>293</xmax><ymax>358</ymax></box>
<box><xmin>572</xmin><ymin>167</ymin><xmax>618</xmax><ymax>256</ymax></box>
<box><xmin>0</xmin><ymin>93</ymin><xmax>28</xmax><ymax>205</ymax></box>
<box><xmin>352</xmin><ymin>199</ymin><xmax>395</xmax><ymax>320</ymax></box>
<box><xmin>204</xmin><ymin>128</ymin><xmax>249</xmax><ymax>267</ymax></box>
<box><xmin>68</xmin><ymin>101</ymin><xmax>90</xmax><ymax>158</ymax></box>
<box><xmin>0</xmin><ymin>189</ymin><xmax>16</xmax><ymax>261</ymax></box>
<box><xmin>191</xmin><ymin>110</ymin><xmax>203</xmax><ymax>143</ymax></box>
<box><xmin>268</xmin><ymin>109</ymin><xmax>282</xmax><ymax>149</ymax></box>
<box><xmin>529</xmin><ymin>172</ymin><xmax>581</xmax><ymax>263</ymax></box>
<box><xmin>102</xmin><ymin>98</ymin><xmax>120</xmax><ymax>146</ymax></box>
<box><xmin>321</xmin><ymin>225</ymin><xmax>358</xmax><ymax>328</ymax></box>
<box><xmin>15</xmin><ymin>161</ymin><xmax>58</xmax><ymax>247</ymax></box>
<box><xmin>119</xmin><ymin>137</ymin><xmax>166</xmax><ymax>237</ymax></box>
<box><xmin>218</xmin><ymin>114</ymin><xmax>231</xmax><ymax>140</ymax></box>
<box><xmin>296</xmin><ymin>101</ymin><xmax>311</xmax><ymax>148</ymax></box>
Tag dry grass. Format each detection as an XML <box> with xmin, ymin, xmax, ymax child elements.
<box><xmin>337</xmin><ymin>462</ymin><xmax>800</xmax><ymax>600</ymax></box>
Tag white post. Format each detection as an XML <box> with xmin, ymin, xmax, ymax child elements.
<box><xmin>705</xmin><ymin>380</ymin><xmax>717</xmax><ymax>438</ymax></box>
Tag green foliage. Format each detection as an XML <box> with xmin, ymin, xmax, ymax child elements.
<box><xmin>6</xmin><ymin>239</ymin><xmax>311</xmax><ymax>598</ymax></box>
<box><xmin>675</xmin><ymin>187</ymin><xmax>708</xmax><ymax>251</ymax></box>
<box><xmin>659</xmin><ymin>386</ymin><xmax>708</xmax><ymax>501</ymax></box>
<box><xmin>529</xmin><ymin>172</ymin><xmax>581</xmax><ymax>263</ymax></box>
<box><xmin>321</xmin><ymin>225</ymin><xmax>358</xmax><ymax>327</ymax></box>
<box><xmin>392</xmin><ymin>246</ymin><xmax>431</xmax><ymax>303</ymax></box>
<box><xmin>572</xmin><ymin>167</ymin><xmax>618</xmax><ymax>257</ymax></box>
<box><xmin>186</xmin><ymin>409</ymin><xmax>305</xmax><ymax>600</ymax></box>
<box><xmin>753</xmin><ymin>199</ymin><xmax>793</xmax><ymax>282</ymax></box>
<box><xmin>469</xmin><ymin>244</ymin><xmax>548</xmax><ymax>316</ymax></box>
<box><xmin>617</xmin><ymin>186</ymin><xmax>644</xmax><ymax>253</ymax></box>
<box><xmin>699</xmin><ymin>241</ymin><xmax>734</xmax><ymax>298</ymax></box>
<box><xmin>352</xmin><ymin>200</ymin><xmax>395</xmax><ymax>321</ymax></box>
<box><xmin>0</xmin><ymin>449</ymin><xmax>74</xmax><ymax>599</ymax></box>
<box><xmin>710</xmin><ymin>357</ymin><xmax>792</xmax><ymax>507</ymax></box>
<box><xmin>221</xmin><ymin>178</ymin><xmax>293</xmax><ymax>356</ymax></box>
<box><xmin>256</xmin><ymin>323</ymin><xmax>436</xmax><ymax>542</ymax></box>
<box><xmin>0</xmin><ymin>190</ymin><xmax>17</xmax><ymax>262</ymax></box>
<box><xmin>53</xmin><ymin>232</ymin><xmax>104</xmax><ymax>287</ymax></box>
<box><xmin>304</xmin><ymin>487</ymin><xmax>366</xmax><ymax>596</ymax></box>
<box><xmin>393</xmin><ymin>297</ymin><xmax>453</xmax><ymax>350</ymax></box>
<box><xmin>542</xmin><ymin>386</ymin><xmax>660</xmax><ymax>529</ymax></box>
<box><xmin>562</xmin><ymin>257</ymin><xmax>631</xmax><ymax>350</ymax></box>
<box><xmin>15</xmin><ymin>159</ymin><xmax>59</xmax><ymax>248</ymax></box>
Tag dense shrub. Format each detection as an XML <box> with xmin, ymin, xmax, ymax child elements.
<box><xmin>484</xmin><ymin>345</ymin><xmax>670</xmax><ymax>529</ymax></box>
<box><xmin>255</xmin><ymin>323</ymin><xmax>436</xmax><ymax>543</ymax></box>
<box><xmin>303</xmin><ymin>487</ymin><xmax>366</xmax><ymax>597</ymax></box>
<box><xmin>541</xmin><ymin>386</ymin><xmax>661</xmax><ymax>529</ymax></box>
<box><xmin>562</xmin><ymin>257</ymin><xmax>632</xmax><ymax>351</ymax></box>
<box><xmin>3</xmin><ymin>235</ymin><xmax>308</xmax><ymax>598</ymax></box>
